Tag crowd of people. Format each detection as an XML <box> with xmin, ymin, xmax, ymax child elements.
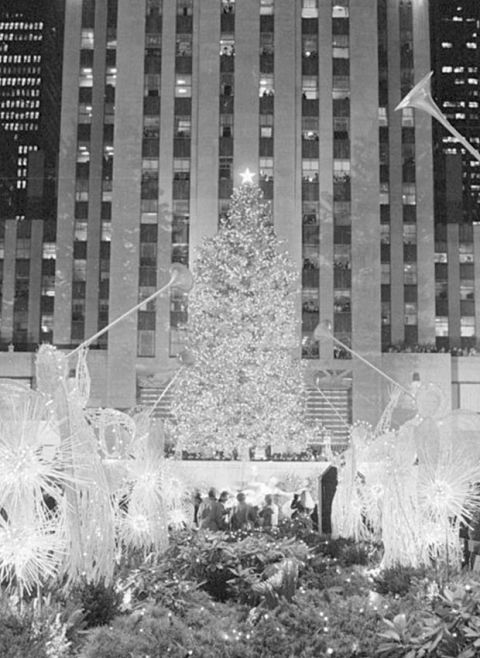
<box><xmin>193</xmin><ymin>488</ymin><xmax>319</xmax><ymax>533</ymax></box>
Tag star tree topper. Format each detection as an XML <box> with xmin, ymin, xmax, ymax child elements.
<box><xmin>239</xmin><ymin>167</ymin><xmax>256</xmax><ymax>184</ymax></box>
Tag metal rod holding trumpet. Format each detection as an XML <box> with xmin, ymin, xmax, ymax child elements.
<box><xmin>67</xmin><ymin>263</ymin><xmax>193</xmax><ymax>359</ymax></box>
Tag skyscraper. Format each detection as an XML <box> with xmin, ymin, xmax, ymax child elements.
<box><xmin>3</xmin><ymin>0</ymin><xmax>480</xmax><ymax>436</ymax></box>
<box><xmin>0</xmin><ymin>0</ymin><xmax>64</xmax><ymax>348</ymax></box>
<box><xmin>430</xmin><ymin>0</ymin><xmax>480</xmax><ymax>225</ymax></box>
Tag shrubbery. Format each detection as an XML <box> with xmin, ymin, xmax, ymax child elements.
<box><xmin>2</xmin><ymin>523</ymin><xmax>480</xmax><ymax>657</ymax></box>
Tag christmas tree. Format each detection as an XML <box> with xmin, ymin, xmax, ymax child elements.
<box><xmin>168</xmin><ymin>182</ymin><xmax>316</xmax><ymax>457</ymax></box>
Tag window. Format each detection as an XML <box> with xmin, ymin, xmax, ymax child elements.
<box><xmin>260</xmin><ymin>114</ymin><xmax>273</xmax><ymax>138</ymax></box>
<box><xmin>260</xmin><ymin>32</ymin><xmax>274</xmax><ymax>56</ymax></box>
<box><xmin>461</xmin><ymin>317</ymin><xmax>475</xmax><ymax>337</ymax></box>
<box><xmin>220</xmin><ymin>114</ymin><xmax>233</xmax><ymax>137</ymax></box>
<box><xmin>404</xmin><ymin>302</ymin><xmax>417</xmax><ymax>325</ymax></box>
<box><xmin>177</xmin><ymin>0</ymin><xmax>193</xmax><ymax>16</ymax></box>
<box><xmin>259</xmin><ymin>158</ymin><xmax>273</xmax><ymax>181</ymax></box>
<box><xmin>259</xmin><ymin>74</ymin><xmax>274</xmax><ymax>97</ymax></box>
<box><xmin>74</xmin><ymin>222</ymin><xmax>88</xmax><ymax>241</ymax></box>
<box><xmin>173</xmin><ymin>158</ymin><xmax>190</xmax><ymax>180</ymax></box>
<box><xmin>460</xmin><ymin>282</ymin><xmax>474</xmax><ymax>300</ymax></box>
<box><xmin>459</xmin><ymin>242</ymin><xmax>474</xmax><ymax>263</ymax></box>
<box><xmin>260</xmin><ymin>0</ymin><xmax>274</xmax><ymax>15</ymax></box>
<box><xmin>381</xmin><ymin>301</ymin><xmax>390</xmax><ymax>324</ymax></box>
<box><xmin>302</xmin><ymin>159</ymin><xmax>319</xmax><ymax>182</ymax></box>
<box><xmin>221</xmin><ymin>0</ymin><xmax>235</xmax><ymax>14</ymax></box>
<box><xmin>332</xmin><ymin>1</ymin><xmax>349</xmax><ymax>19</ymax></box>
<box><xmin>380</xmin><ymin>225</ymin><xmax>390</xmax><ymax>245</ymax></box>
<box><xmin>220</xmin><ymin>36</ymin><xmax>235</xmax><ymax>57</ymax></box>
<box><xmin>175</xmin><ymin>74</ymin><xmax>192</xmax><ymax>97</ymax></box>
<box><xmin>401</xmin><ymin>108</ymin><xmax>414</xmax><ymax>127</ymax></box>
<box><xmin>175</xmin><ymin>116</ymin><xmax>191</xmax><ymax>137</ymax></box>
<box><xmin>81</xmin><ymin>29</ymin><xmax>94</xmax><ymax>49</ymax></box>
<box><xmin>403</xmin><ymin>224</ymin><xmax>416</xmax><ymax>244</ymax></box>
<box><xmin>220</xmin><ymin>73</ymin><xmax>234</xmax><ymax>96</ymax></box>
<box><xmin>404</xmin><ymin>263</ymin><xmax>417</xmax><ymax>284</ymax></box>
<box><xmin>176</xmin><ymin>34</ymin><xmax>192</xmax><ymax>57</ymax></box>
<box><xmin>219</xmin><ymin>156</ymin><xmax>233</xmax><ymax>179</ymax></box>
<box><xmin>402</xmin><ymin>183</ymin><xmax>416</xmax><ymax>205</ymax></box>
<box><xmin>302</xmin><ymin>0</ymin><xmax>318</xmax><ymax>19</ymax></box>
<box><xmin>302</xmin><ymin>117</ymin><xmax>319</xmax><ymax>140</ymax></box>
<box><xmin>381</xmin><ymin>263</ymin><xmax>390</xmax><ymax>284</ymax></box>
<box><xmin>42</xmin><ymin>243</ymin><xmax>56</xmax><ymax>259</ymax></box>
<box><xmin>302</xmin><ymin>76</ymin><xmax>318</xmax><ymax>100</ymax></box>
<box><xmin>302</xmin><ymin>35</ymin><xmax>318</xmax><ymax>58</ymax></box>
<box><xmin>73</xmin><ymin>260</ymin><xmax>87</xmax><ymax>281</ymax></box>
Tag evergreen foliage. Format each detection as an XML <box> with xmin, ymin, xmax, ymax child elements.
<box><xmin>168</xmin><ymin>183</ymin><xmax>317</xmax><ymax>456</ymax></box>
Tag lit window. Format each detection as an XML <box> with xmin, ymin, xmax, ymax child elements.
<box><xmin>74</xmin><ymin>222</ymin><xmax>88</xmax><ymax>241</ymax></box>
<box><xmin>176</xmin><ymin>116</ymin><xmax>191</xmax><ymax>137</ymax></box>
<box><xmin>301</xmin><ymin>0</ymin><xmax>318</xmax><ymax>19</ymax></box>
<box><xmin>81</xmin><ymin>29</ymin><xmax>94</xmax><ymax>49</ymax></box>
<box><xmin>259</xmin><ymin>75</ymin><xmax>274</xmax><ymax>97</ymax></box>
<box><xmin>403</xmin><ymin>224</ymin><xmax>416</xmax><ymax>244</ymax></box>
<box><xmin>302</xmin><ymin>116</ymin><xmax>319</xmax><ymax>140</ymax></box>
<box><xmin>259</xmin><ymin>114</ymin><xmax>273</xmax><ymax>138</ymax></box>
<box><xmin>435</xmin><ymin>317</ymin><xmax>448</xmax><ymax>337</ymax></box>
<box><xmin>260</xmin><ymin>0</ymin><xmax>274</xmax><ymax>15</ymax></box>
<box><xmin>259</xmin><ymin>157</ymin><xmax>273</xmax><ymax>181</ymax></box>
<box><xmin>402</xmin><ymin>183</ymin><xmax>416</xmax><ymax>205</ymax></box>
<box><xmin>401</xmin><ymin>107</ymin><xmax>414</xmax><ymax>127</ymax></box>
<box><xmin>332</xmin><ymin>1</ymin><xmax>349</xmax><ymax>19</ymax></box>
<box><xmin>302</xmin><ymin>76</ymin><xmax>318</xmax><ymax>100</ymax></box>
<box><xmin>404</xmin><ymin>263</ymin><xmax>417</xmax><ymax>284</ymax></box>
<box><xmin>175</xmin><ymin>75</ymin><xmax>192</xmax><ymax>97</ymax></box>
<box><xmin>220</xmin><ymin>36</ymin><xmax>235</xmax><ymax>57</ymax></box>
<box><xmin>378</xmin><ymin>107</ymin><xmax>388</xmax><ymax>126</ymax></box>
<box><xmin>42</xmin><ymin>242</ymin><xmax>57</xmax><ymax>259</ymax></box>
<box><xmin>404</xmin><ymin>302</ymin><xmax>417</xmax><ymax>325</ymax></box>
<box><xmin>461</xmin><ymin>317</ymin><xmax>475</xmax><ymax>337</ymax></box>
<box><xmin>302</xmin><ymin>159</ymin><xmax>319</xmax><ymax>182</ymax></box>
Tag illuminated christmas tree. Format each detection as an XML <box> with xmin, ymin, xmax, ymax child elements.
<box><xmin>168</xmin><ymin>182</ymin><xmax>316</xmax><ymax>457</ymax></box>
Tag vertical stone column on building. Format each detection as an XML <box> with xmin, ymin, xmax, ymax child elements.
<box><xmin>155</xmin><ymin>1</ymin><xmax>176</xmax><ymax>368</ymax></box>
<box><xmin>84</xmin><ymin>2</ymin><xmax>107</xmax><ymax>340</ymax></box>
<box><xmin>412</xmin><ymin>0</ymin><xmax>435</xmax><ymax>345</ymax></box>
<box><xmin>447</xmin><ymin>223</ymin><xmax>461</xmax><ymax>347</ymax></box>
<box><xmin>190</xmin><ymin>1</ymin><xmax>220</xmax><ymax>258</ymax></box>
<box><xmin>274</xmin><ymin>1</ymin><xmax>302</xmax><ymax>351</ymax></box>
<box><xmin>28</xmin><ymin>220</ymin><xmax>43</xmax><ymax>343</ymax></box>
<box><xmin>318</xmin><ymin>1</ymin><xmax>333</xmax><ymax>359</ymax></box>
<box><xmin>107</xmin><ymin>0</ymin><xmax>145</xmax><ymax>408</ymax></box>
<box><xmin>233</xmin><ymin>0</ymin><xmax>260</xmax><ymax>182</ymax></box>
<box><xmin>26</xmin><ymin>150</ymin><xmax>45</xmax><ymax>344</ymax></box>
<box><xmin>0</xmin><ymin>220</ymin><xmax>16</xmax><ymax>343</ymax></box>
<box><xmin>350</xmin><ymin>0</ymin><xmax>382</xmax><ymax>425</ymax></box>
<box><xmin>386</xmin><ymin>0</ymin><xmax>405</xmax><ymax>345</ymax></box>
<box><xmin>54</xmin><ymin>0</ymin><xmax>82</xmax><ymax>346</ymax></box>
<box><xmin>473</xmin><ymin>223</ymin><xmax>480</xmax><ymax>348</ymax></box>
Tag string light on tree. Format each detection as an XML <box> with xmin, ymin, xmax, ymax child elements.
<box><xmin>168</xmin><ymin>182</ymin><xmax>319</xmax><ymax>457</ymax></box>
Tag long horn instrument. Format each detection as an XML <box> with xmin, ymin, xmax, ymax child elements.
<box><xmin>395</xmin><ymin>71</ymin><xmax>480</xmax><ymax>164</ymax></box>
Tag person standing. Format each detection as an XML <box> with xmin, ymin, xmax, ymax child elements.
<box><xmin>259</xmin><ymin>494</ymin><xmax>279</xmax><ymax>529</ymax></box>
<box><xmin>231</xmin><ymin>492</ymin><xmax>258</xmax><ymax>530</ymax></box>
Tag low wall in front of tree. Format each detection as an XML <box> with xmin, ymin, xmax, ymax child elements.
<box><xmin>170</xmin><ymin>459</ymin><xmax>331</xmax><ymax>495</ymax></box>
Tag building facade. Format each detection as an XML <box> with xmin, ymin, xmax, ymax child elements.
<box><xmin>0</xmin><ymin>0</ymin><xmax>64</xmax><ymax>349</ymax></box>
<box><xmin>2</xmin><ymin>0</ymin><xmax>480</xmax><ymax>439</ymax></box>
<box><xmin>429</xmin><ymin>1</ymin><xmax>480</xmax><ymax>354</ymax></box>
